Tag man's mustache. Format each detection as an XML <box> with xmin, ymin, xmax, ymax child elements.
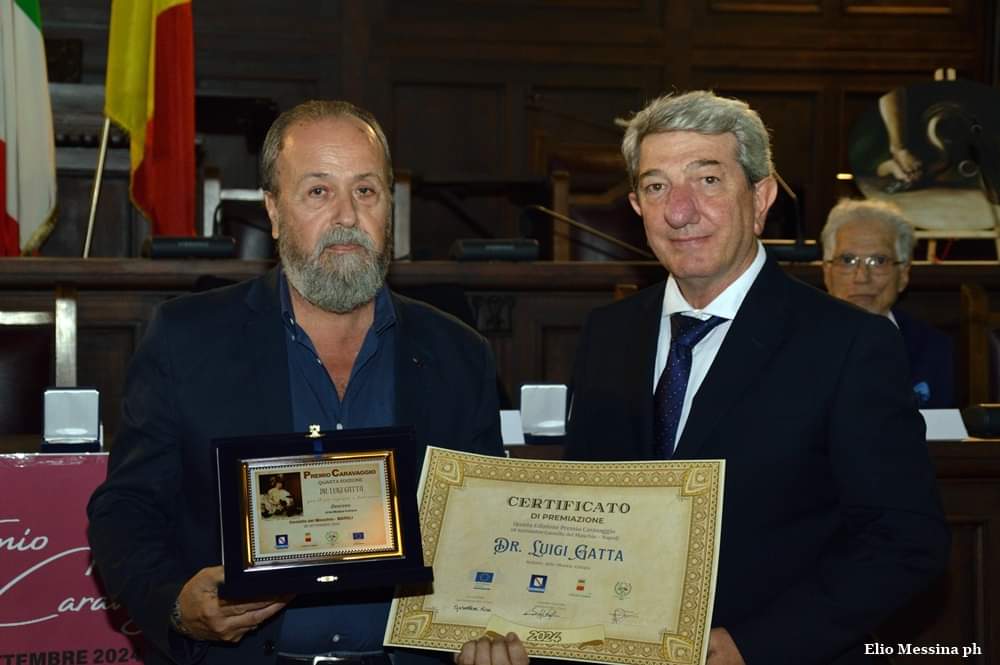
<box><xmin>311</xmin><ymin>227</ymin><xmax>376</xmax><ymax>258</ymax></box>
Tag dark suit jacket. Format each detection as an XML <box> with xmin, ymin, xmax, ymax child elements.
<box><xmin>87</xmin><ymin>270</ymin><xmax>502</xmax><ymax>665</ymax></box>
<box><xmin>893</xmin><ymin>307</ymin><xmax>955</xmax><ymax>408</ymax></box>
<box><xmin>566</xmin><ymin>259</ymin><xmax>949</xmax><ymax>665</ymax></box>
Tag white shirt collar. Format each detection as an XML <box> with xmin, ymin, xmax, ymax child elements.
<box><xmin>661</xmin><ymin>240</ymin><xmax>767</xmax><ymax>321</ymax></box>
<box><xmin>886</xmin><ymin>310</ymin><xmax>899</xmax><ymax>328</ymax></box>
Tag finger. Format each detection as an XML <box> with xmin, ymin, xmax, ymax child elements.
<box><xmin>200</xmin><ymin>565</ymin><xmax>226</xmax><ymax>587</ymax></box>
<box><xmin>474</xmin><ymin>636</ymin><xmax>493</xmax><ymax>665</ymax></box>
<box><xmin>246</xmin><ymin>600</ymin><xmax>288</xmax><ymax>625</ymax></box>
<box><xmin>456</xmin><ymin>639</ymin><xmax>477</xmax><ymax>665</ymax></box>
<box><xmin>220</xmin><ymin>620</ymin><xmax>258</xmax><ymax>644</ymax></box>
<box><xmin>490</xmin><ymin>635</ymin><xmax>512</xmax><ymax>665</ymax></box>
<box><xmin>219</xmin><ymin>598</ymin><xmax>282</xmax><ymax>614</ymax></box>
<box><xmin>504</xmin><ymin>633</ymin><xmax>529</xmax><ymax>665</ymax></box>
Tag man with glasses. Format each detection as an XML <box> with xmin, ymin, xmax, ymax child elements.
<box><xmin>821</xmin><ymin>198</ymin><xmax>954</xmax><ymax>407</ymax></box>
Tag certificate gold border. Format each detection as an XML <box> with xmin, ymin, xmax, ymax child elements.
<box><xmin>385</xmin><ymin>448</ymin><xmax>724</xmax><ymax>665</ymax></box>
<box><xmin>239</xmin><ymin>451</ymin><xmax>404</xmax><ymax>571</ymax></box>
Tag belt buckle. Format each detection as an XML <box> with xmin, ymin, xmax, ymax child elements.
<box><xmin>312</xmin><ymin>658</ymin><xmax>352</xmax><ymax>665</ymax></box>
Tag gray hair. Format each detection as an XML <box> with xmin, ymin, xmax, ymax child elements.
<box><xmin>259</xmin><ymin>100</ymin><xmax>393</xmax><ymax>195</ymax></box>
<box><xmin>621</xmin><ymin>90</ymin><xmax>773</xmax><ymax>190</ymax></box>
<box><xmin>821</xmin><ymin>198</ymin><xmax>916</xmax><ymax>262</ymax></box>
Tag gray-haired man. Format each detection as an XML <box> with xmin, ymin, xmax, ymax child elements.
<box><xmin>566</xmin><ymin>91</ymin><xmax>948</xmax><ymax>665</ymax></box>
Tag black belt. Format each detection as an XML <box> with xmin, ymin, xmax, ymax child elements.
<box><xmin>275</xmin><ymin>654</ymin><xmax>391</xmax><ymax>665</ymax></box>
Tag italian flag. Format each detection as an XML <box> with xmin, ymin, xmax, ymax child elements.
<box><xmin>0</xmin><ymin>0</ymin><xmax>57</xmax><ymax>256</ymax></box>
<box><xmin>105</xmin><ymin>0</ymin><xmax>194</xmax><ymax>237</ymax></box>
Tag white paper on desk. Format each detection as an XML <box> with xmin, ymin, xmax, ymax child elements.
<box><xmin>920</xmin><ymin>409</ymin><xmax>969</xmax><ymax>441</ymax></box>
<box><xmin>500</xmin><ymin>410</ymin><xmax>525</xmax><ymax>445</ymax></box>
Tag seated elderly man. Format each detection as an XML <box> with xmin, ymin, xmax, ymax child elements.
<box><xmin>821</xmin><ymin>198</ymin><xmax>954</xmax><ymax>408</ymax></box>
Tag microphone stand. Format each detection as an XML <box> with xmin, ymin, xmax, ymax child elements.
<box><xmin>525</xmin><ymin>205</ymin><xmax>656</xmax><ymax>260</ymax></box>
<box><xmin>763</xmin><ymin>172</ymin><xmax>821</xmax><ymax>263</ymax></box>
<box><xmin>964</xmin><ymin>116</ymin><xmax>1000</xmax><ymax>258</ymax></box>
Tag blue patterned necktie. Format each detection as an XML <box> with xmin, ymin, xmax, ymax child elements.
<box><xmin>653</xmin><ymin>314</ymin><xmax>726</xmax><ymax>458</ymax></box>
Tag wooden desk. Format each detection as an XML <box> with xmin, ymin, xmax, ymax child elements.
<box><xmin>1</xmin><ymin>258</ymin><xmax>997</xmax><ymax>440</ymax></box>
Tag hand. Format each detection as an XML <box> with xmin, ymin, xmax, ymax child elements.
<box><xmin>876</xmin><ymin>155</ymin><xmax>922</xmax><ymax>185</ymax></box>
<box><xmin>454</xmin><ymin>633</ymin><xmax>529</xmax><ymax>665</ymax></box>
<box><xmin>706</xmin><ymin>627</ymin><xmax>745</xmax><ymax>665</ymax></box>
<box><xmin>175</xmin><ymin>565</ymin><xmax>292</xmax><ymax>642</ymax></box>
<box><xmin>889</xmin><ymin>147</ymin><xmax>922</xmax><ymax>178</ymax></box>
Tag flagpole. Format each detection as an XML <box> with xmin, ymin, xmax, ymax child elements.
<box><xmin>83</xmin><ymin>117</ymin><xmax>111</xmax><ymax>258</ymax></box>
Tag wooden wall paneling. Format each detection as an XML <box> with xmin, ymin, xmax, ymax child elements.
<box><xmin>44</xmin><ymin>159</ymin><xmax>148</xmax><ymax>258</ymax></box>
<box><xmin>193</xmin><ymin>0</ymin><xmax>341</xmax><ymax>102</ymax></box>
<box><xmin>38</xmin><ymin>0</ymin><xmax>1000</xmax><ymax>264</ymax></box>
<box><xmin>879</xmin><ymin>519</ymin><xmax>986</xmax><ymax>663</ymax></box>
<box><xmin>878</xmin><ymin>446</ymin><xmax>1000</xmax><ymax>664</ymax></box>
<box><xmin>507</xmin><ymin>292</ymin><xmax>612</xmax><ymax>404</ymax></box>
<box><xmin>374</xmin><ymin>0</ymin><xmax>666</xmax><ymax>68</ymax></box>
<box><xmin>0</xmin><ymin>287</ymin><xmax>164</xmax><ymax>441</ymax></box>
<box><xmin>695</xmin><ymin>0</ymin><xmax>983</xmax><ymax>56</ymax></box>
<box><xmin>78</xmin><ymin>323</ymin><xmax>140</xmax><ymax>440</ymax></box>
<box><xmin>390</xmin><ymin>79</ymin><xmax>511</xmax><ymax>258</ymax></box>
<box><xmin>41</xmin><ymin>1</ymin><xmax>113</xmax><ymax>85</ymax></box>
<box><xmin>527</xmin><ymin>85</ymin><xmax>646</xmax><ymax>152</ymax></box>
<box><xmin>380</xmin><ymin>0</ymin><xmax>662</xmax><ymax>27</ymax></box>
<box><xmin>840</xmin><ymin>0</ymin><xmax>960</xmax><ymax>17</ymax></box>
<box><xmin>686</xmin><ymin>76</ymin><xmax>829</xmax><ymax>237</ymax></box>
<box><xmin>77</xmin><ymin>290</ymin><xmax>170</xmax><ymax>441</ymax></box>
<box><xmin>2</xmin><ymin>258</ymin><xmax>999</xmax><ymax>437</ymax></box>
<box><xmin>661</xmin><ymin>1</ymin><xmax>694</xmax><ymax>93</ymax></box>
<box><xmin>708</xmin><ymin>0</ymin><xmax>822</xmax><ymax>14</ymax></box>
<box><xmin>527</xmin><ymin>81</ymin><xmax>650</xmax><ymax>260</ymax></box>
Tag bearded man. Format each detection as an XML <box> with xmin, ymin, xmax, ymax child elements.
<box><xmin>88</xmin><ymin>101</ymin><xmax>503</xmax><ymax>665</ymax></box>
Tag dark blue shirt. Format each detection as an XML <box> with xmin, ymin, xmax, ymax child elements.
<box><xmin>276</xmin><ymin>271</ymin><xmax>397</xmax><ymax>656</ymax></box>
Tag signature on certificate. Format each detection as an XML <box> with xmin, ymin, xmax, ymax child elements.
<box><xmin>523</xmin><ymin>605</ymin><xmax>561</xmax><ymax>619</ymax></box>
<box><xmin>454</xmin><ymin>604</ymin><xmax>491</xmax><ymax>613</ymax></box>
<box><xmin>610</xmin><ymin>608</ymin><xmax>638</xmax><ymax>624</ymax></box>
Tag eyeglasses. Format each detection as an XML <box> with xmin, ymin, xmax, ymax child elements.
<box><xmin>826</xmin><ymin>253</ymin><xmax>905</xmax><ymax>275</ymax></box>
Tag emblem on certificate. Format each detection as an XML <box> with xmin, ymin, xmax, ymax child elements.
<box><xmin>384</xmin><ymin>447</ymin><xmax>725</xmax><ymax>665</ymax></box>
<box><xmin>214</xmin><ymin>426</ymin><xmax>432</xmax><ymax>598</ymax></box>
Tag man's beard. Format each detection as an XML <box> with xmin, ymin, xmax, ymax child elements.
<box><xmin>279</xmin><ymin>221</ymin><xmax>392</xmax><ymax>314</ymax></box>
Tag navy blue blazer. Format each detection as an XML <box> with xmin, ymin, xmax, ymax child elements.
<box><xmin>893</xmin><ymin>307</ymin><xmax>955</xmax><ymax>408</ymax></box>
<box><xmin>88</xmin><ymin>270</ymin><xmax>502</xmax><ymax>665</ymax></box>
<box><xmin>566</xmin><ymin>259</ymin><xmax>949</xmax><ymax>665</ymax></box>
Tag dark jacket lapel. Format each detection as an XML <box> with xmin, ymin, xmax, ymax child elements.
<box><xmin>391</xmin><ymin>292</ymin><xmax>433</xmax><ymax>443</ymax></box>
<box><xmin>673</xmin><ymin>258</ymin><xmax>791</xmax><ymax>459</ymax></box>
<box><xmin>233</xmin><ymin>269</ymin><xmax>293</xmax><ymax>435</ymax></box>
<box><xmin>623</xmin><ymin>283</ymin><xmax>665</xmax><ymax>458</ymax></box>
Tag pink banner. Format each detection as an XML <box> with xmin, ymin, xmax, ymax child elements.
<box><xmin>0</xmin><ymin>453</ymin><xmax>143</xmax><ymax>662</ymax></box>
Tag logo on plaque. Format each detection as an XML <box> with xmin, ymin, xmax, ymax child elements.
<box><xmin>614</xmin><ymin>581</ymin><xmax>632</xmax><ymax>599</ymax></box>
<box><xmin>353</xmin><ymin>531</ymin><xmax>365</xmax><ymax>540</ymax></box>
<box><xmin>275</xmin><ymin>534</ymin><xmax>289</xmax><ymax>549</ymax></box>
<box><xmin>528</xmin><ymin>575</ymin><xmax>548</xmax><ymax>593</ymax></box>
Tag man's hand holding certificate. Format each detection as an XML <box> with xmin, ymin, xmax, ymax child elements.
<box><xmin>385</xmin><ymin>448</ymin><xmax>725</xmax><ymax>665</ymax></box>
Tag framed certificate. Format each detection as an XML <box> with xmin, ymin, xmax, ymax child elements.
<box><xmin>214</xmin><ymin>426</ymin><xmax>432</xmax><ymax>598</ymax></box>
<box><xmin>385</xmin><ymin>447</ymin><xmax>725</xmax><ymax>665</ymax></box>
